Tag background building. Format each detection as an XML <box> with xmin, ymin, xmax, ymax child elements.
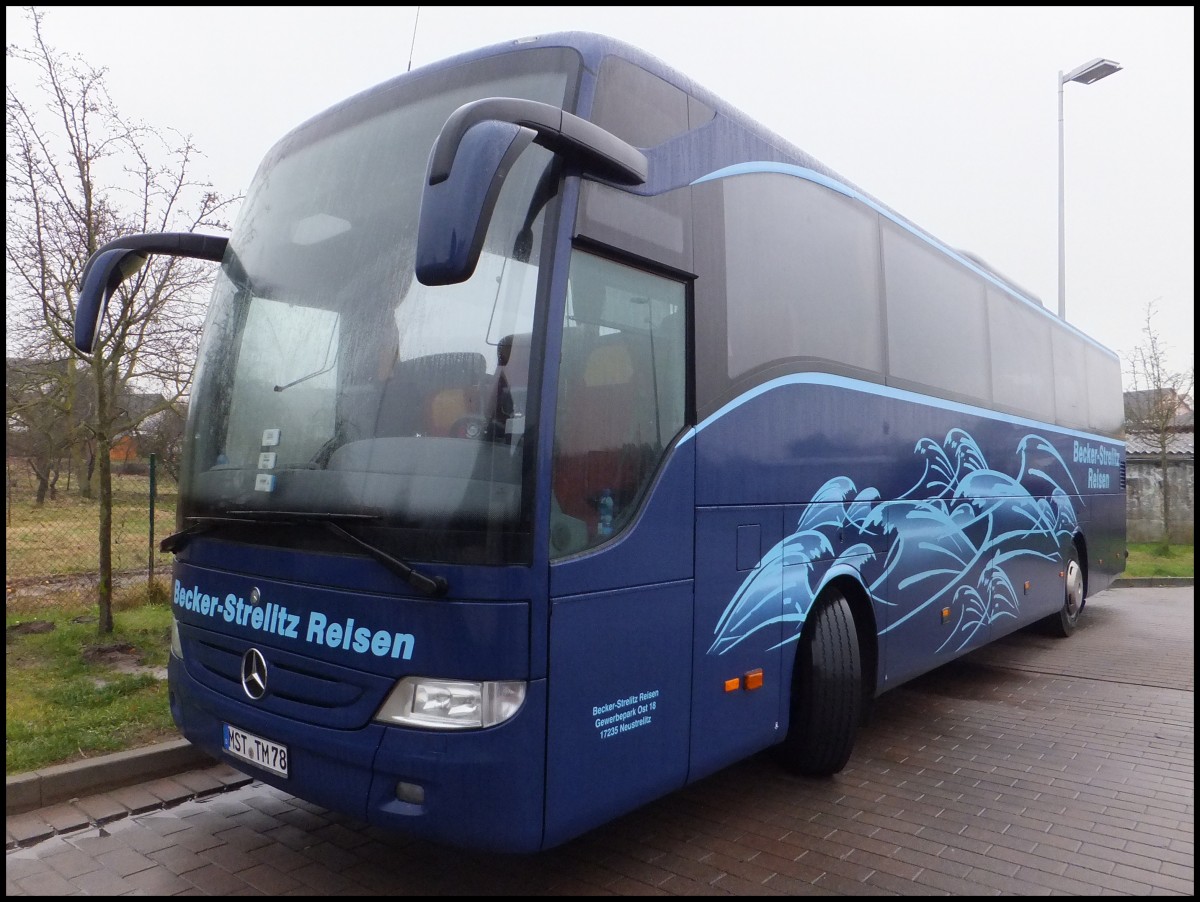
<box><xmin>1124</xmin><ymin>389</ymin><xmax>1194</xmax><ymax>544</ymax></box>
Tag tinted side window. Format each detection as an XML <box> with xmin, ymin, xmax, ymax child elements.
<box><xmin>550</xmin><ymin>251</ymin><xmax>687</xmax><ymax>557</ymax></box>
<box><xmin>591</xmin><ymin>56</ymin><xmax>690</xmax><ymax>148</ymax></box>
<box><xmin>1086</xmin><ymin>345</ymin><xmax>1124</xmax><ymax>436</ymax></box>
<box><xmin>1052</xmin><ymin>327</ymin><xmax>1090</xmax><ymax>430</ymax></box>
<box><xmin>723</xmin><ymin>174</ymin><xmax>884</xmax><ymax>383</ymax></box>
<box><xmin>988</xmin><ymin>287</ymin><xmax>1055</xmax><ymax>423</ymax></box>
<box><xmin>882</xmin><ymin>222</ymin><xmax>991</xmax><ymax>405</ymax></box>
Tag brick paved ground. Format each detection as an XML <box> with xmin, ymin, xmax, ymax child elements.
<box><xmin>6</xmin><ymin>586</ymin><xmax>1193</xmax><ymax>895</ymax></box>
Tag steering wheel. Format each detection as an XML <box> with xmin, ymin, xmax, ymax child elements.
<box><xmin>449</xmin><ymin>415</ymin><xmax>491</xmax><ymax>439</ymax></box>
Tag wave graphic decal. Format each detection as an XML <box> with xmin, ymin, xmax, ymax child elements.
<box><xmin>708</xmin><ymin>430</ymin><xmax>1080</xmax><ymax>657</ymax></box>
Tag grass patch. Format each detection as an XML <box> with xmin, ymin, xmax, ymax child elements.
<box><xmin>1124</xmin><ymin>543</ymin><xmax>1194</xmax><ymax>579</ymax></box>
<box><xmin>5</xmin><ymin>470</ymin><xmax>177</xmax><ymax>582</ymax></box>
<box><xmin>5</xmin><ymin>582</ymin><xmax>179</xmax><ymax>775</ymax></box>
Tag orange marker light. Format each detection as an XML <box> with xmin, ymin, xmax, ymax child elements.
<box><xmin>744</xmin><ymin>669</ymin><xmax>764</xmax><ymax>691</ymax></box>
<box><xmin>724</xmin><ymin>677</ymin><xmax>741</xmax><ymax>692</ymax></box>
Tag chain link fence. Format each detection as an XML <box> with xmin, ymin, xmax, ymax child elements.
<box><xmin>6</xmin><ymin>455</ymin><xmax>177</xmax><ymax>595</ymax></box>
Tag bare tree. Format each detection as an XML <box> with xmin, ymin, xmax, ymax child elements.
<box><xmin>6</xmin><ymin>8</ymin><xmax>238</xmax><ymax>632</ymax></box>
<box><xmin>1124</xmin><ymin>299</ymin><xmax>1195</xmax><ymax>550</ymax></box>
<box><xmin>5</xmin><ymin>354</ymin><xmax>86</xmax><ymax>503</ymax></box>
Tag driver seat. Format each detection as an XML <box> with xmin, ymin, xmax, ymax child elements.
<box><xmin>376</xmin><ymin>352</ymin><xmax>487</xmax><ymax>437</ymax></box>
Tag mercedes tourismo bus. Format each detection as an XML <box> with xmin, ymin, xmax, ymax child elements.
<box><xmin>73</xmin><ymin>32</ymin><xmax>1127</xmax><ymax>853</ymax></box>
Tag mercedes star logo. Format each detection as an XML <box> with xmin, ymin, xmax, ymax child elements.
<box><xmin>240</xmin><ymin>648</ymin><xmax>269</xmax><ymax>700</ymax></box>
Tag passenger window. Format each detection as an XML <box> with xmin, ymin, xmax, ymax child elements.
<box><xmin>550</xmin><ymin>251</ymin><xmax>687</xmax><ymax>556</ymax></box>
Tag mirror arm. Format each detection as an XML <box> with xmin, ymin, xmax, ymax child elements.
<box><xmin>75</xmin><ymin>232</ymin><xmax>228</xmax><ymax>353</ymax></box>
<box><xmin>428</xmin><ymin>97</ymin><xmax>647</xmax><ymax>187</ymax></box>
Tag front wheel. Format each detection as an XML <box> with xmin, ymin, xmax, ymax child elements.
<box><xmin>776</xmin><ymin>589</ymin><xmax>862</xmax><ymax>776</ymax></box>
<box><xmin>1049</xmin><ymin>547</ymin><xmax>1085</xmax><ymax>638</ymax></box>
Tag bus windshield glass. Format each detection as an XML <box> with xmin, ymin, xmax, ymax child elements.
<box><xmin>179</xmin><ymin>47</ymin><xmax>580</xmax><ymax>565</ymax></box>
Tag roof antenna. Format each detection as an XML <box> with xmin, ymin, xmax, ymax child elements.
<box><xmin>407</xmin><ymin>6</ymin><xmax>421</xmax><ymax>73</ymax></box>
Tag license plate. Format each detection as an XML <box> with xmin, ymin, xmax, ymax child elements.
<box><xmin>223</xmin><ymin>723</ymin><xmax>289</xmax><ymax>778</ymax></box>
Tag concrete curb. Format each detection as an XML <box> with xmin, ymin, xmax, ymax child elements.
<box><xmin>6</xmin><ymin>738</ymin><xmax>215</xmax><ymax>816</ymax></box>
<box><xmin>1110</xmin><ymin>576</ymin><xmax>1194</xmax><ymax>588</ymax></box>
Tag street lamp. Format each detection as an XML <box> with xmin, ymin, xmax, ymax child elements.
<box><xmin>1058</xmin><ymin>57</ymin><xmax>1122</xmax><ymax>321</ymax></box>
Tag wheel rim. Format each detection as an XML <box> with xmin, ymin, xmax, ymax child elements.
<box><xmin>1064</xmin><ymin>559</ymin><xmax>1084</xmax><ymax>620</ymax></box>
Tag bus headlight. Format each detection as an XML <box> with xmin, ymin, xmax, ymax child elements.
<box><xmin>170</xmin><ymin>618</ymin><xmax>183</xmax><ymax>660</ymax></box>
<box><xmin>374</xmin><ymin>677</ymin><xmax>526</xmax><ymax>730</ymax></box>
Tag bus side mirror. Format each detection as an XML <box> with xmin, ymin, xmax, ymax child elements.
<box><xmin>73</xmin><ymin>232</ymin><xmax>229</xmax><ymax>353</ymax></box>
<box><xmin>415</xmin><ymin>120</ymin><xmax>537</xmax><ymax>287</ymax></box>
<box><xmin>415</xmin><ymin>98</ymin><xmax>648</xmax><ymax>287</ymax></box>
<box><xmin>75</xmin><ymin>249</ymin><xmax>148</xmax><ymax>353</ymax></box>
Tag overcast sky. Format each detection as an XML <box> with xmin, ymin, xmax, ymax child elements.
<box><xmin>7</xmin><ymin>5</ymin><xmax>1194</xmax><ymax>387</ymax></box>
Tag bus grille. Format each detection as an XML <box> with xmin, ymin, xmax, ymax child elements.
<box><xmin>182</xmin><ymin>626</ymin><xmax>393</xmax><ymax>729</ymax></box>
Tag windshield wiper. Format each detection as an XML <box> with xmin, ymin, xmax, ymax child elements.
<box><xmin>160</xmin><ymin>517</ymin><xmax>237</xmax><ymax>553</ymax></box>
<box><xmin>273</xmin><ymin>324</ymin><xmax>338</xmax><ymax>392</ymax></box>
<box><xmin>322</xmin><ymin>521</ymin><xmax>448</xmax><ymax>598</ymax></box>
<box><xmin>273</xmin><ymin>360</ymin><xmax>336</xmax><ymax>392</ymax></box>
<box><xmin>160</xmin><ymin>513</ymin><xmax>449</xmax><ymax>598</ymax></box>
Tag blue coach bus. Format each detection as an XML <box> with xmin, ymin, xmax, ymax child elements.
<box><xmin>74</xmin><ymin>32</ymin><xmax>1126</xmax><ymax>853</ymax></box>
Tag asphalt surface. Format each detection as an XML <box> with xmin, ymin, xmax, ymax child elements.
<box><xmin>6</xmin><ymin>584</ymin><xmax>1194</xmax><ymax>896</ymax></box>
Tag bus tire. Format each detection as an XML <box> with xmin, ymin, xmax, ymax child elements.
<box><xmin>1049</xmin><ymin>546</ymin><xmax>1084</xmax><ymax>638</ymax></box>
<box><xmin>776</xmin><ymin>589</ymin><xmax>862</xmax><ymax>776</ymax></box>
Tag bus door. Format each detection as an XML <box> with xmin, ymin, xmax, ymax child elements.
<box><xmin>543</xmin><ymin>250</ymin><xmax>692</xmax><ymax>847</ymax></box>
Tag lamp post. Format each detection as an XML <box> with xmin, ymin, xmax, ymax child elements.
<box><xmin>1058</xmin><ymin>57</ymin><xmax>1122</xmax><ymax>321</ymax></box>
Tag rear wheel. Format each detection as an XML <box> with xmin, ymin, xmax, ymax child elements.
<box><xmin>776</xmin><ymin>589</ymin><xmax>862</xmax><ymax>776</ymax></box>
<box><xmin>1049</xmin><ymin>546</ymin><xmax>1084</xmax><ymax>638</ymax></box>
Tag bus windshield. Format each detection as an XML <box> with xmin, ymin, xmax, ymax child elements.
<box><xmin>179</xmin><ymin>48</ymin><xmax>580</xmax><ymax>565</ymax></box>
